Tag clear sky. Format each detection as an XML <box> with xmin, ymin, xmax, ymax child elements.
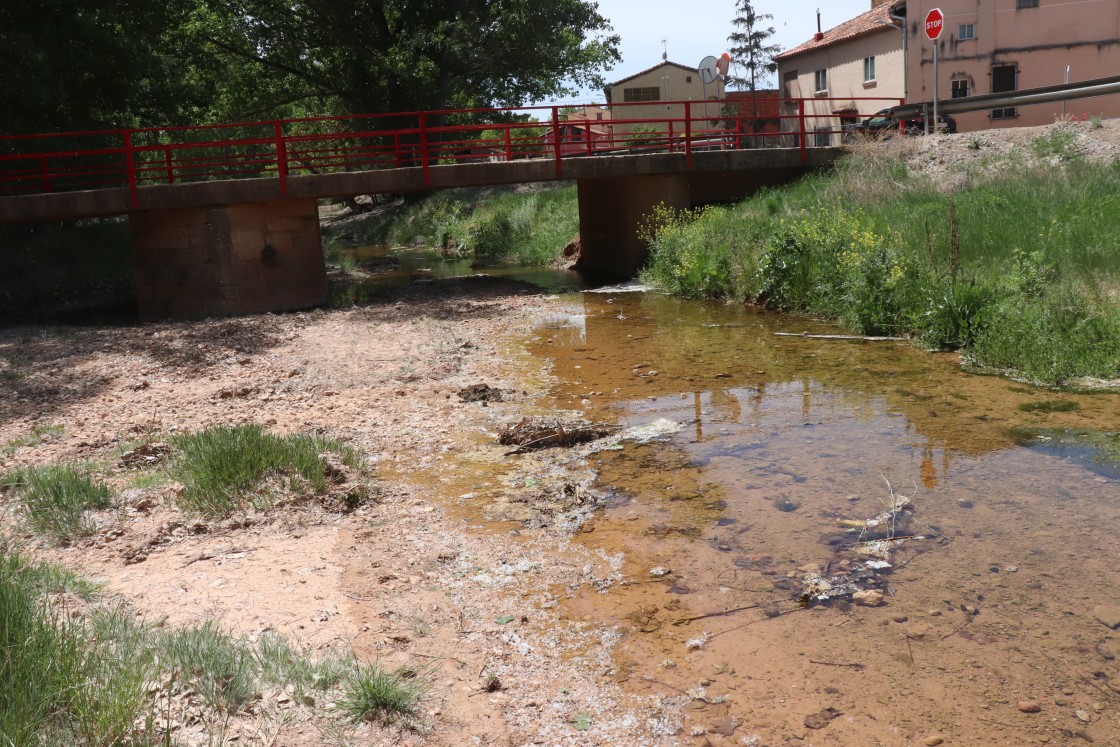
<box><xmin>554</xmin><ymin>0</ymin><xmax>874</xmax><ymax>104</ymax></box>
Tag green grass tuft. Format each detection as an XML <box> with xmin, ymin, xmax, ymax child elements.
<box><xmin>339</xmin><ymin>662</ymin><xmax>427</xmax><ymax>725</ymax></box>
<box><xmin>170</xmin><ymin>424</ymin><xmax>362</xmax><ymax>517</ymax></box>
<box><xmin>1</xmin><ymin>464</ymin><xmax>112</xmax><ymax>542</ymax></box>
<box><xmin>0</xmin><ymin>544</ymin><xmax>143</xmax><ymax>746</ymax></box>
<box><xmin>0</xmin><ymin>543</ymin><xmax>377</xmax><ymax>743</ymax></box>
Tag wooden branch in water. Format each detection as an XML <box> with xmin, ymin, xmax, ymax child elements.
<box><xmin>773</xmin><ymin>332</ymin><xmax>909</xmax><ymax>341</ymax></box>
<box><xmin>671</xmin><ymin>603</ymin><xmax>759</xmax><ymax>626</ymax></box>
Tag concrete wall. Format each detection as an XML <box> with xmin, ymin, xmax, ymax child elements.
<box><xmin>778</xmin><ymin>30</ymin><xmax>904</xmax><ymax>144</ymax></box>
<box><xmin>576</xmin><ymin>174</ymin><xmax>690</xmax><ymax>279</ymax></box>
<box><xmin>903</xmin><ymin>0</ymin><xmax>1120</xmax><ymax>130</ymax></box>
<box><xmin>131</xmin><ymin>198</ymin><xmax>326</xmax><ymax>321</ymax></box>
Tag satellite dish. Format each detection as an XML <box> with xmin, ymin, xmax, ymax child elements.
<box><xmin>698</xmin><ymin>55</ymin><xmax>719</xmax><ymax>84</ymax></box>
<box><xmin>717</xmin><ymin>53</ymin><xmax>732</xmax><ymax>79</ymax></box>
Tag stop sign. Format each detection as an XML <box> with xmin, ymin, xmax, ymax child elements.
<box><xmin>925</xmin><ymin>7</ymin><xmax>945</xmax><ymax>40</ymax></box>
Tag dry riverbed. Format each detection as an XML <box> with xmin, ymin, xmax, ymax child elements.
<box><xmin>0</xmin><ymin>278</ymin><xmax>682</xmax><ymax>746</ymax></box>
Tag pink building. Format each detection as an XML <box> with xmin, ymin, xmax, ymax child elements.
<box><xmin>895</xmin><ymin>0</ymin><xmax>1120</xmax><ymax>130</ymax></box>
<box><xmin>776</xmin><ymin>0</ymin><xmax>1120</xmax><ymax>135</ymax></box>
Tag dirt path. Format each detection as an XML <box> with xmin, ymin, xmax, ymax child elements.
<box><xmin>0</xmin><ymin>278</ymin><xmax>681</xmax><ymax>746</ymax></box>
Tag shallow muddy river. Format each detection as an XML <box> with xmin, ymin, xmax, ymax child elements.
<box><xmin>339</xmin><ymin>247</ymin><xmax>1120</xmax><ymax>744</ymax></box>
<box><xmin>526</xmin><ymin>291</ymin><xmax>1120</xmax><ymax>746</ymax></box>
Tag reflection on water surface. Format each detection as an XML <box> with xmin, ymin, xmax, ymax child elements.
<box><xmin>529</xmin><ymin>291</ymin><xmax>1120</xmax><ymax>746</ymax></box>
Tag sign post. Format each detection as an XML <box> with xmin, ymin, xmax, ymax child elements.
<box><xmin>925</xmin><ymin>8</ymin><xmax>945</xmax><ymax>135</ymax></box>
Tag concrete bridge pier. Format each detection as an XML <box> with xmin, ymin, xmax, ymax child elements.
<box><xmin>130</xmin><ymin>199</ymin><xmax>327</xmax><ymax>321</ymax></box>
<box><xmin>575</xmin><ymin>174</ymin><xmax>690</xmax><ymax>280</ymax></box>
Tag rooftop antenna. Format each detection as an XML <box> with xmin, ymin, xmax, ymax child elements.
<box><xmin>817</xmin><ymin>9</ymin><xmax>822</xmax><ymax>34</ymax></box>
<box><xmin>662</xmin><ymin>38</ymin><xmax>668</xmax><ymax>61</ymax></box>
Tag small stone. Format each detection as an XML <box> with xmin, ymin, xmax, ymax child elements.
<box><xmin>892</xmin><ymin>615</ymin><xmax>909</xmax><ymax>624</ymax></box>
<box><xmin>649</xmin><ymin>567</ymin><xmax>671</xmax><ymax>577</ymax></box>
<box><xmin>1092</xmin><ymin>605</ymin><xmax>1120</xmax><ymax>629</ymax></box>
<box><xmin>804</xmin><ymin>708</ymin><xmax>841</xmax><ymax>730</ymax></box>
<box><xmin>1075</xmin><ymin>709</ymin><xmax>1090</xmax><ymax>722</ymax></box>
<box><xmin>929</xmin><ymin>609</ymin><xmax>943</xmax><ymax>617</ymax></box>
<box><xmin>709</xmin><ymin>716</ymin><xmax>736</xmax><ymax>736</ymax></box>
<box><xmin>924</xmin><ymin>737</ymin><xmax>945</xmax><ymax>747</ymax></box>
<box><xmin>852</xmin><ymin>589</ymin><xmax>885</xmax><ymax>607</ymax></box>
<box><xmin>1018</xmin><ymin>701</ymin><xmax>1041</xmax><ymax>713</ymax></box>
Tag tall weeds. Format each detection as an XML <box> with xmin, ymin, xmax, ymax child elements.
<box><xmin>640</xmin><ymin>144</ymin><xmax>1120</xmax><ymax>386</ymax></box>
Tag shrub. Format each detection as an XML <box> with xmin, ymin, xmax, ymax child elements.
<box><xmin>465</xmin><ymin>212</ymin><xmax>513</xmax><ymax>262</ymax></box>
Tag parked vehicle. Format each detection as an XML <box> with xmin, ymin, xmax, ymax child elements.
<box><xmin>844</xmin><ymin>108</ymin><xmax>957</xmax><ymax>138</ymax></box>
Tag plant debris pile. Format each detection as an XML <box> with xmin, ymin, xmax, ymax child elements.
<box><xmin>800</xmin><ymin>491</ymin><xmax>937</xmax><ymax>606</ymax></box>
<box><xmin>457</xmin><ymin>383</ymin><xmax>504</xmax><ymax>403</ymax></box>
<box><xmin>498</xmin><ymin>417</ymin><xmax>616</xmax><ymax>454</ymax></box>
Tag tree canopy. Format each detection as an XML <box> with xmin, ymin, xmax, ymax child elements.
<box><xmin>0</xmin><ymin>1</ymin><xmax>621</xmax><ymax>136</ymax></box>
<box><xmin>727</xmin><ymin>0</ymin><xmax>780</xmax><ymax>92</ymax></box>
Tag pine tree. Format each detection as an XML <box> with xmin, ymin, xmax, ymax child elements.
<box><xmin>727</xmin><ymin>0</ymin><xmax>781</xmax><ymax>91</ymax></box>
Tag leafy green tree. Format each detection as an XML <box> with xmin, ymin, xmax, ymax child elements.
<box><xmin>727</xmin><ymin>0</ymin><xmax>781</xmax><ymax>92</ymax></box>
<box><xmin>195</xmin><ymin>1</ymin><xmax>620</xmax><ymax>120</ymax></box>
<box><xmin>0</xmin><ymin>1</ymin><xmax>222</xmax><ymax>135</ymax></box>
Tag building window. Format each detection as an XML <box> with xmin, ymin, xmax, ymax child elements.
<box><xmin>814</xmin><ymin>127</ymin><xmax>832</xmax><ymax>147</ymax></box>
<box><xmin>814</xmin><ymin>69</ymin><xmax>827</xmax><ymax>93</ymax></box>
<box><xmin>951</xmin><ymin>78</ymin><xmax>969</xmax><ymax>98</ymax></box>
<box><xmin>1016</xmin><ymin>0</ymin><xmax>1039</xmax><ymax>7</ymax></box>
<box><xmin>686</xmin><ymin>75</ymin><xmax>693</xmax><ymax>83</ymax></box>
<box><xmin>991</xmin><ymin>64</ymin><xmax>1018</xmax><ymax>119</ymax></box>
<box><xmin>623</xmin><ymin>87</ymin><xmax>661</xmax><ymax>103</ymax></box>
<box><xmin>958</xmin><ymin>23</ymin><xmax>976</xmax><ymax>40</ymax></box>
<box><xmin>863</xmin><ymin>56</ymin><xmax>876</xmax><ymax>83</ymax></box>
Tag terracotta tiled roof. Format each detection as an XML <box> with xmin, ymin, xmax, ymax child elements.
<box><xmin>774</xmin><ymin>5</ymin><xmax>896</xmax><ymax>61</ymax></box>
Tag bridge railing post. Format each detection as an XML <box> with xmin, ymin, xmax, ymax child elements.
<box><xmin>505</xmin><ymin>126</ymin><xmax>513</xmax><ymax>161</ymax></box>
<box><xmin>684</xmin><ymin>101</ymin><xmax>692</xmax><ymax>170</ymax></box>
<box><xmin>798</xmin><ymin>99</ymin><xmax>807</xmax><ymax>163</ymax></box>
<box><xmin>551</xmin><ymin>107</ymin><xmax>562</xmax><ymax>177</ymax></box>
<box><xmin>273</xmin><ymin>121</ymin><xmax>288</xmax><ymax>194</ymax></box>
<box><xmin>394</xmin><ymin>134</ymin><xmax>403</xmax><ymax>168</ymax></box>
<box><xmin>163</xmin><ymin>147</ymin><xmax>175</xmax><ymax>184</ymax></box>
<box><xmin>123</xmin><ymin>129</ymin><xmax>138</xmax><ymax>208</ymax></box>
<box><xmin>419</xmin><ymin>113</ymin><xmax>430</xmax><ymax>187</ymax></box>
<box><xmin>39</xmin><ymin>156</ymin><xmax>51</xmax><ymax>193</ymax></box>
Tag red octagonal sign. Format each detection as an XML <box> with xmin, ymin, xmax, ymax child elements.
<box><xmin>925</xmin><ymin>7</ymin><xmax>945</xmax><ymax>40</ymax></box>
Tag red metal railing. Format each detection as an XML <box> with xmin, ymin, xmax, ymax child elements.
<box><xmin>0</xmin><ymin>97</ymin><xmax>902</xmax><ymax>208</ymax></box>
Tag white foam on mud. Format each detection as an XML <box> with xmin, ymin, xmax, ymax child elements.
<box><xmin>583</xmin><ymin>281</ymin><xmax>653</xmax><ymax>294</ymax></box>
